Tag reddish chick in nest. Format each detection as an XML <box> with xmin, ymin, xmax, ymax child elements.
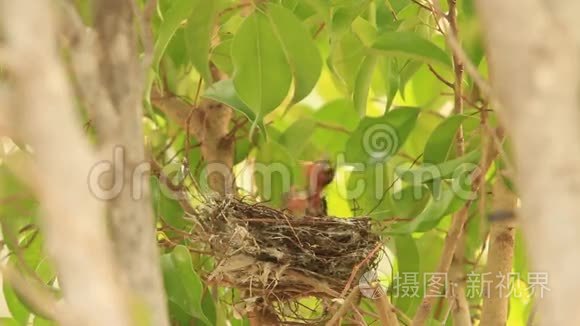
<box><xmin>283</xmin><ymin>160</ymin><xmax>335</xmax><ymax>217</ymax></box>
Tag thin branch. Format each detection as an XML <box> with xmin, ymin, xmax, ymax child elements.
<box><xmin>410</xmin><ymin>0</ymin><xmax>433</xmax><ymax>11</ymax></box>
<box><xmin>428</xmin><ymin>65</ymin><xmax>454</xmax><ymax>88</ymax></box>
<box><xmin>446</xmin><ymin>1</ymin><xmax>471</xmax><ymax>324</ymax></box>
<box><xmin>412</xmin><ymin>130</ymin><xmax>502</xmax><ymax>325</ymax></box>
<box><xmin>315</xmin><ymin>121</ymin><xmax>351</xmax><ymax>134</ymax></box>
<box><xmin>429</xmin><ymin>0</ymin><xmax>492</xmax><ymax>98</ymax></box>
<box><xmin>1</xmin><ymin>265</ymin><xmax>71</xmax><ymax>323</ymax></box>
<box><xmin>326</xmin><ymin>286</ymin><xmax>361</xmax><ymax>326</ymax></box>
<box><xmin>374</xmin><ymin>288</ymin><xmax>400</xmax><ymax>326</ymax></box>
<box><xmin>314</xmin><ymin>22</ymin><xmax>326</xmax><ymax>39</ymax></box>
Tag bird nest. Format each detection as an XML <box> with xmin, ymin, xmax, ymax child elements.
<box><xmin>190</xmin><ymin>197</ymin><xmax>382</xmax><ymax>324</ymax></box>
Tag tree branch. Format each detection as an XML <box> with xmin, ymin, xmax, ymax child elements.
<box><xmin>374</xmin><ymin>288</ymin><xmax>400</xmax><ymax>326</ymax></box>
<box><xmin>412</xmin><ymin>130</ymin><xmax>502</xmax><ymax>325</ymax></box>
<box><xmin>326</xmin><ymin>286</ymin><xmax>361</xmax><ymax>326</ymax></box>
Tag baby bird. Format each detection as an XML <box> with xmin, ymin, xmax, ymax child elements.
<box><xmin>283</xmin><ymin>160</ymin><xmax>335</xmax><ymax>217</ymax></box>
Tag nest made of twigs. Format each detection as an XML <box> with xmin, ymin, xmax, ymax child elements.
<box><xmin>190</xmin><ymin>197</ymin><xmax>381</xmax><ymax>324</ymax></box>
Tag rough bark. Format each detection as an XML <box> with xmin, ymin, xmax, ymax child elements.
<box><xmin>480</xmin><ymin>179</ymin><xmax>516</xmax><ymax>325</ymax></box>
<box><xmin>0</xmin><ymin>0</ymin><xmax>130</xmax><ymax>324</ymax></box>
<box><xmin>476</xmin><ymin>0</ymin><xmax>580</xmax><ymax>324</ymax></box>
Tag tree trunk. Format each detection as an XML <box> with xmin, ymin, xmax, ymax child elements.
<box><xmin>476</xmin><ymin>0</ymin><xmax>580</xmax><ymax>323</ymax></box>
<box><xmin>1</xmin><ymin>0</ymin><xmax>130</xmax><ymax>324</ymax></box>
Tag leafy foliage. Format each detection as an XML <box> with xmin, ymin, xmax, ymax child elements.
<box><xmin>0</xmin><ymin>0</ymin><xmax>531</xmax><ymax>325</ymax></box>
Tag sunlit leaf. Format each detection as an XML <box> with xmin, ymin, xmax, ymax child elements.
<box><xmin>311</xmin><ymin>99</ymin><xmax>359</xmax><ymax>156</ymax></box>
<box><xmin>153</xmin><ymin>0</ymin><xmax>197</xmax><ymax>71</ymax></box>
<box><xmin>150</xmin><ymin>177</ymin><xmax>186</xmax><ymax>230</ymax></box>
<box><xmin>3</xmin><ymin>283</ymin><xmax>29</xmax><ymax>325</ymax></box>
<box><xmin>203</xmin><ymin>80</ymin><xmax>266</xmax><ymax>135</ymax></box>
<box><xmin>232</xmin><ymin>10</ymin><xmax>292</xmax><ymax>119</ymax></box>
<box><xmin>394</xmin><ymin>235</ymin><xmax>421</xmax><ymax>313</ymax></box>
<box><xmin>372</xmin><ymin>32</ymin><xmax>451</xmax><ymax>67</ymax></box>
<box><xmin>353</xmin><ymin>54</ymin><xmax>379</xmax><ymax>116</ymax></box>
<box><xmin>210</xmin><ymin>39</ymin><xmax>233</xmax><ymax>76</ymax></box>
<box><xmin>267</xmin><ymin>4</ymin><xmax>322</xmax><ymax>103</ymax></box>
<box><xmin>254</xmin><ymin>141</ymin><xmax>301</xmax><ymax>207</ymax></box>
<box><xmin>389</xmin><ymin>182</ymin><xmax>455</xmax><ymax>234</ymax></box>
<box><xmin>279</xmin><ymin>119</ymin><xmax>317</xmax><ymax>157</ymax></box>
<box><xmin>0</xmin><ymin>318</ymin><xmax>20</xmax><ymax>326</ymax></box>
<box><xmin>398</xmin><ymin>150</ymin><xmax>481</xmax><ymax>183</ymax></box>
<box><xmin>424</xmin><ymin>115</ymin><xmax>468</xmax><ymax>164</ymax></box>
<box><xmin>345</xmin><ymin>107</ymin><xmax>420</xmax><ymax>163</ymax></box>
<box><xmin>328</xmin><ymin>31</ymin><xmax>366</xmax><ymax>92</ymax></box>
<box><xmin>389</xmin><ymin>184</ymin><xmax>430</xmax><ymax>219</ymax></box>
<box><xmin>161</xmin><ymin>245</ymin><xmax>212</xmax><ymax>325</ymax></box>
<box><xmin>185</xmin><ymin>0</ymin><xmax>218</xmax><ymax>84</ymax></box>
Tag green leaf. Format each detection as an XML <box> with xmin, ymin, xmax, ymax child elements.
<box><xmin>267</xmin><ymin>4</ymin><xmax>322</xmax><ymax>103</ymax></box>
<box><xmin>168</xmin><ymin>301</ymin><xmax>193</xmax><ymax>325</ymax></box>
<box><xmin>389</xmin><ymin>184</ymin><xmax>430</xmax><ymax>219</ymax></box>
<box><xmin>303</xmin><ymin>0</ymin><xmax>331</xmax><ymax>23</ymax></box>
<box><xmin>389</xmin><ymin>182</ymin><xmax>455</xmax><ymax>234</ymax></box>
<box><xmin>0</xmin><ymin>318</ymin><xmax>20</xmax><ymax>326</ymax></box>
<box><xmin>311</xmin><ymin>99</ymin><xmax>359</xmax><ymax>156</ymax></box>
<box><xmin>204</xmin><ymin>80</ymin><xmax>255</xmax><ymax>121</ymax></box>
<box><xmin>279</xmin><ymin>119</ymin><xmax>317</xmax><ymax>157</ymax></box>
<box><xmin>153</xmin><ymin>0</ymin><xmax>197</xmax><ymax>71</ymax></box>
<box><xmin>199</xmin><ymin>288</ymin><xmax>217</xmax><ymax>326</ymax></box>
<box><xmin>398</xmin><ymin>60</ymin><xmax>422</xmax><ymax>100</ymax></box>
<box><xmin>330</xmin><ymin>0</ymin><xmax>371</xmax><ymax>41</ymax></box>
<box><xmin>353</xmin><ymin>54</ymin><xmax>378</xmax><ymax>116</ymax></box>
<box><xmin>372</xmin><ymin>32</ymin><xmax>451</xmax><ymax>67</ymax></box>
<box><xmin>423</xmin><ymin>115</ymin><xmax>468</xmax><ymax>164</ymax></box>
<box><xmin>0</xmin><ymin>163</ymin><xmax>38</xmax><ymax>253</ymax></box>
<box><xmin>230</xmin><ymin>317</ymin><xmax>251</xmax><ymax>326</ymax></box>
<box><xmin>398</xmin><ymin>150</ymin><xmax>481</xmax><ymax>183</ymax></box>
<box><xmin>232</xmin><ymin>10</ymin><xmax>292</xmax><ymax>118</ymax></box>
<box><xmin>394</xmin><ymin>236</ymin><xmax>421</xmax><ymax>313</ymax></box>
<box><xmin>352</xmin><ymin>17</ymin><xmax>378</xmax><ymax>46</ymax></box>
<box><xmin>203</xmin><ymin>80</ymin><xmax>266</xmax><ymax>136</ymax></box>
<box><xmin>210</xmin><ymin>39</ymin><xmax>233</xmax><ymax>76</ymax></box>
<box><xmin>328</xmin><ymin>31</ymin><xmax>366</xmax><ymax>92</ymax></box>
<box><xmin>234</xmin><ymin>133</ymin><xmax>253</xmax><ymax>165</ymax></box>
<box><xmin>32</xmin><ymin>316</ymin><xmax>55</xmax><ymax>326</ymax></box>
<box><xmin>381</xmin><ymin>58</ymin><xmax>399</xmax><ymax>110</ymax></box>
<box><xmin>254</xmin><ymin>141</ymin><xmax>300</xmax><ymax>207</ymax></box>
<box><xmin>347</xmin><ymin>161</ymin><xmax>394</xmax><ymax>217</ymax></box>
<box><xmin>514</xmin><ymin>230</ymin><xmax>529</xmax><ymax>284</ymax></box>
<box><xmin>345</xmin><ymin>107</ymin><xmax>420</xmax><ymax>163</ymax></box>
<box><xmin>150</xmin><ymin>177</ymin><xmax>186</xmax><ymax>230</ymax></box>
<box><xmin>161</xmin><ymin>245</ymin><xmax>212</xmax><ymax>325</ymax></box>
<box><xmin>185</xmin><ymin>0</ymin><xmax>218</xmax><ymax>84</ymax></box>
<box><xmin>3</xmin><ymin>283</ymin><xmax>29</xmax><ymax>325</ymax></box>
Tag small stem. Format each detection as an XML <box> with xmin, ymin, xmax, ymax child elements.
<box><xmin>374</xmin><ymin>288</ymin><xmax>400</xmax><ymax>326</ymax></box>
<box><xmin>326</xmin><ymin>286</ymin><xmax>361</xmax><ymax>326</ymax></box>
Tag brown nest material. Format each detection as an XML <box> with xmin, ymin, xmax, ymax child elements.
<box><xmin>190</xmin><ymin>196</ymin><xmax>382</xmax><ymax>324</ymax></box>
